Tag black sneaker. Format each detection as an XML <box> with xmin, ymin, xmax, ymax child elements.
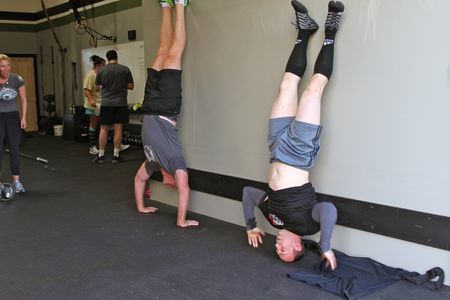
<box><xmin>93</xmin><ymin>155</ymin><xmax>105</xmax><ymax>164</ymax></box>
<box><xmin>291</xmin><ymin>0</ymin><xmax>318</xmax><ymax>31</ymax></box>
<box><xmin>325</xmin><ymin>1</ymin><xmax>345</xmax><ymax>31</ymax></box>
<box><xmin>112</xmin><ymin>155</ymin><xmax>123</xmax><ymax>163</ymax></box>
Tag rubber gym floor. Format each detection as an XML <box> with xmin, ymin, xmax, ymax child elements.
<box><xmin>0</xmin><ymin>134</ymin><xmax>449</xmax><ymax>300</ymax></box>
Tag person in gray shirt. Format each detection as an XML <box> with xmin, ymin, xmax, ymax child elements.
<box><xmin>94</xmin><ymin>50</ymin><xmax>134</xmax><ymax>163</ymax></box>
<box><xmin>0</xmin><ymin>54</ymin><xmax>28</xmax><ymax>193</ymax></box>
<box><xmin>134</xmin><ymin>0</ymin><xmax>198</xmax><ymax>228</ymax></box>
<box><xmin>242</xmin><ymin>0</ymin><xmax>344</xmax><ymax>270</ymax></box>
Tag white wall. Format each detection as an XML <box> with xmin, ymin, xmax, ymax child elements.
<box><xmin>142</xmin><ymin>0</ymin><xmax>450</xmax><ymax>285</ymax></box>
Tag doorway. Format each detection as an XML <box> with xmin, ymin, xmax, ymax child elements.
<box><xmin>8</xmin><ymin>55</ymin><xmax>39</xmax><ymax>132</ymax></box>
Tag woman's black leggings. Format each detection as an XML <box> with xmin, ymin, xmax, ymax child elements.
<box><xmin>0</xmin><ymin>111</ymin><xmax>21</xmax><ymax>176</ymax></box>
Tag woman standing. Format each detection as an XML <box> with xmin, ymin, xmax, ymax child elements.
<box><xmin>0</xmin><ymin>54</ymin><xmax>27</xmax><ymax>193</ymax></box>
<box><xmin>83</xmin><ymin>55</ymin><xmax>105</xmax><ymax>155</ymax></box>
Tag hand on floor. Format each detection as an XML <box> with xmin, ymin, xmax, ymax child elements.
<box><xmin>177</xmin><ymin>219</ymin><xmax>199</xmax><ymax>227</ymax></box>
<box><xmin>138</xmin><ymin>206</ymin><xmax>158</xmax><ymax>213</ymax></box>
<box><xmin>247</xmin><ymin>227</ymin><xmax>265</xmax><ymax>248</ymax></box>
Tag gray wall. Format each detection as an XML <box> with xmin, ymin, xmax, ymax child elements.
<box><xmin>0</xmin><ymin>31</ymin><xmax>37</xmax><ymax>54</ymax></box>
<box><xmin>143</xmin><ymin>0</ymin><xmax>450</xmax><ymax>284</ymax></box>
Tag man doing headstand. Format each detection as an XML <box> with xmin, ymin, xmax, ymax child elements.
<box><xmin>242</xmin><ymin>0</ymin><xmax>344</xmax><ymax>270</ymax></box>
<box><xmin>134</xmin><ymin>0</ymin><xmax>198</xmax><ymax>228</ymax></box>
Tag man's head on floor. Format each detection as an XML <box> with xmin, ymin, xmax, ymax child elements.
<box><xmin>275</xmin><ymin>229</ymin><xmax>305</xmax><ymax>262</ymax></box>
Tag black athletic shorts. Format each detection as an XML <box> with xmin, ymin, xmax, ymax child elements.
<box><xmin>99</xmin><ymin>106</ymin><xmax>129</xmax><ymax>125</ymax></box>
<box><xmin>141</xmin><ymin>68</ymin><xmax>182</xmax><ymax>117</ymax></box>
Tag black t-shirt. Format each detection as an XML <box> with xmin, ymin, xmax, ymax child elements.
<box><xmin>259</xmin><ymin>183</ymin><xmax>320</xmax><ymax>236</ymax></box>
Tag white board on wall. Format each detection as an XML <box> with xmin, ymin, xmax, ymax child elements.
<box><xmin>81</xmin><ymin>41</ymin><xmax>146</xmax><ymax>104</ymax></box>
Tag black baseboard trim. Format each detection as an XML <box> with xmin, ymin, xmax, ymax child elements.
<box><xmin>151</xmin><ymin>168</ymin><xmax>450</xmax><ymax>251</ymax></box>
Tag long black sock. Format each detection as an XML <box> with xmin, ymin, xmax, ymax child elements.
<box><xmin>314</xmin><ymin>1</ymin><xmax>344</xmax><ymax>79</ymax></box>
<box><xmin>285</xmin><ymin>0</ymin><xmax>318</xmax><ymax>77</ymax></box>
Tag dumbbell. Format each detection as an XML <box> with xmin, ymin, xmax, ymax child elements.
<box><xmin>0</xmin><ymin>183</ymin><xmax>15</xmax><ymax>202</ymax></box>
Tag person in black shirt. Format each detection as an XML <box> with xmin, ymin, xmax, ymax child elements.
<box><xmin>242</xmin><ymin>0</ymin><xmax>344</xmax><ymax>270</ymax></box>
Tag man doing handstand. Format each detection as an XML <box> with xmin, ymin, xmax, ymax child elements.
<box><xmin>134</xmin><ymin>0</ymin><xmax>198</xmax><ymax>228</ymax></box>
<box><xmin>242</xmin><ymin>0</ymin><xmax>344</xmax><ymax>269</ymax></box>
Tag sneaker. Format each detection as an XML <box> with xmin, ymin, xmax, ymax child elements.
<box><xmin>112</xmin><ymin>155</ymin><xmax>123</xmax><ymax>163</ymax></box>
<box><xmin>14</xmin><ymin>181</ymin><xmax>25</xmax><ymax>193</ymax></box>
<box><xmin>93</xmin><ymin>155</ymin><xmax>105</xmax><ymax>164</ymax></box>
<box><xmin>291</xmin><ymin>0</ymin><xmax>318</xmax><ymax>31</ymax></box>
<box><xmin>325</xmin><ymin>1</ymin><xmax>345</xmax><ymax>31</ymax></box>
<box><xmin>89</xmin><ymin>146</ymin><xmax>99</xmax><ymax>155</ymax></box>
<box><xmin>159</xmin><ymin>0</ymin><xmax>174</xmax><ymax>8</ymax></box>
<box><xmin>119</xmin><ymin>143</ymin><xmax>130</xmax><ymax>152</ymax></box>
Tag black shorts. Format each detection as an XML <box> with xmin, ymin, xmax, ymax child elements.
<box><xmin>141</xmin><ymin>68</ymin><xmax>182</xmax><ymax>117</ymax></box>
<box><xmin>99</xmin><ymin>106</ymin><xmax>129</xmax><ymax>125</ymax></box>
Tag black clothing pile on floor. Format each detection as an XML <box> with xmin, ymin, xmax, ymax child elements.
<box><xmin>289</xmin><ymin>240</ymin><xmax>445</xmax><ymax>300</ymax></box>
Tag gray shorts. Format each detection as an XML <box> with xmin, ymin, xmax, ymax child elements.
<box><xmin>268</xmin><ymin>117</ymin><xmax>322</xmax><ymax>170</ymax></box>
<box><xmin>142</xmin><ymin>115</ymin><xmax>187</xmax><ymax>175</ymax></box>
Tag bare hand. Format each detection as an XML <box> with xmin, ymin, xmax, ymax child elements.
<box><xmin>177</xmin><ymin>220</ymin><xmax>199</xmax><ymax>227</ymax></box>
<box><xmin>138</xmin><ymin>206</ymin><xmax>158</xmax><ymax>213</ymax></box>
<box><xmin>321</xmin><ymin>250</ymin><xmax>337</xmax><ymax>270</ymax></box>
<box><xmin>247</xmin><ymin>227</ymin><xmax>265</xmax><ymax>248</ymax></box>
<box><xmin>20</xmin><ymin>118</ymin><xmax>27</xmax><ymax>129</ymax></box>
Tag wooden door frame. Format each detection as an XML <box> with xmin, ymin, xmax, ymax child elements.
<box><xmin>6</xmin><ymin>53</ymin><xmax>41</xmax><ymax>126</ymax></box>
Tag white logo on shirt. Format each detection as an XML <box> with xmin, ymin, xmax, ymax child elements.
<box><xmin>0</xmin><ymin>88</ymin><xmax>18</xmax><ymax>101</ymax></box>
<box><xmin>269</xmin><ymin>213</ymin><xmax>284</xmax><ymax>226</ymax></box>
<box><xmin>144</xmin><ymin>145</ymin><xmax>157</xmax><ymax>163</ymax></box>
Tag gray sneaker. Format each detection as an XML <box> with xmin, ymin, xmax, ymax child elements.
<box><xmin>14</xmin><ymin>181</ymin><xmax>25</xmax><ymax>193</ymax></box>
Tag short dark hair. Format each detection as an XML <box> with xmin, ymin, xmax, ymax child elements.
<box><xmin>90</xmin><ymin>55</ymin><xmax>100</xmax><ymax>62</ymax></box>
<box><xmin>90</xmin><ymin>55</ymin><xmax>105</xmax><ymax>67</ymax></box>
<box><xmin>106</xmin><ymin>50</ymin><xmax>118</xmax><ymax>61</ymax></box>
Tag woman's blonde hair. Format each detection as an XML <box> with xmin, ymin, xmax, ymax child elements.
<box><xmin>0</xmin><ymin>54</ymin><xmax>11</xmax><ymax>62</ymax></box>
